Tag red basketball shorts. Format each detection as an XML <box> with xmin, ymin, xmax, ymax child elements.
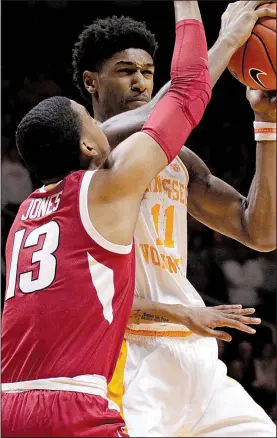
<box><xmin>2</xmin><ymin>390</ymin><xmax>129</xmax><ymax>437</ymax></box>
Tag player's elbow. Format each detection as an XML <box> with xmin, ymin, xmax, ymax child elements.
<box><xmin>241</xmin><ymin>201</ymin><xmax>276</xmax><ymax>252</ymax></box>
<box><xmin>186</xmin><ymin>91</ymin><xmax>211</xmax><ymax>126</ymax></box>
<box><xmin>172</xmin><ymin>68</ymin><xmax>212</xmax><ymax>126</ymax></box>
<box><xmin>249</xmin><ymin>239</ymin><xmax>276</xmax><ymax>253</ymax></box>
<box><xmin>245</xmin><ymin>232</ymin><xmax>276</xmax><ymax>252</ymax></box>
<box><xmin>248</xmin><ymin>225</ymin><xmax>276</xmax><ymax>252</ymax></box>
<box><xmin>243</xmin><ymin>226</ymin><xmax>276</xmax><ymax>252</ymax></box>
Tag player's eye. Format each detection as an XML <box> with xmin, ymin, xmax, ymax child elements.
<box><xmin>117</xmin><ymin>68</ymin><xmax>134</xmax><ymax>74</ymax></box>
<box><xmin>142</xmin><ymin>70</ymin><xmax>154</xmax><ymax>77</ymax></box>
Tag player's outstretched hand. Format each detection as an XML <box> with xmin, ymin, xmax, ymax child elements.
<box><xmin>180</xmin><ymin>304</ymin><xmax>261</xmax><ymax>342</ymax></box>
<box><xmin>247</xmin><ymin>88</ymin><xmax>277</xmax><ymax>122</ymax></box>
<box><xmin>219</xmin><ymin>1</ymin><xmax>276</xmax><ymax>52</ymax></box>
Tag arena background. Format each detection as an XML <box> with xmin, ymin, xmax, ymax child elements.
<box><xmin>1</xmin><ymin>0</ymin><xmax>276</xmax><ymax>422</ymax></box>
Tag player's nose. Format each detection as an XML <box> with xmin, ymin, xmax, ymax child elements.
<box><xmin>131</xmin><ymin>71</ymin><xmax>147</xmax><ymax>93</ymax></box>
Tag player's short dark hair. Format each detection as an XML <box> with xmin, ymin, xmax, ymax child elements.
<box><xmin>16</xmin><ymin>96</ymin><xmax>82</xmax><ymax>182</ymax></box>
<box><xmin>72</xmin><ymin>15</ymin><xmax>158</xmax><ymax>100</ymax></box>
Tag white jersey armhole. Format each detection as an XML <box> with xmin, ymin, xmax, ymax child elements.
<box><xmin>176</xmin><ymin>156</ymin><xmax>189</xmax><ymax>186</ymax></box>
<box><xmin>79</xmin><ymin>171</ymin><xmax>133</xmax><ymax>255</ymax></box>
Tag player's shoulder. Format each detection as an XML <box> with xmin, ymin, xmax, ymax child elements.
<box><xmin>64</xmin><ymin>169</ymin><xmax>87</xmax><ymax>185</ymax></box>
<box><xmin>178</xmin><ymin>146</ymin><xmax>202</xmax><ymax>173</ymax></box>
<box><xmin>61</xmin><ymin>170</ymin><xmax>92</xmax><ymax>195</ymax></box>
<box><xmin>178</xmin><ymin>146</ymin><xmax>211</xmax><ymax>186</ymax></box>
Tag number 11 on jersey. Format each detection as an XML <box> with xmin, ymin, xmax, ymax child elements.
<box><xmin>151</xmin><ymin>204</ymin><xmax>175</xmax><ymax>248</ymax></box>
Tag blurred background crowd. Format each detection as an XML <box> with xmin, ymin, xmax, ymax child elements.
<box><xmin>2</xmin><ymin>0</ymin><xmax>276</xmax><ymax>422</ymax></box>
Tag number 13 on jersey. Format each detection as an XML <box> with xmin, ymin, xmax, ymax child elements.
<box><xmin>5</xmin><ymin>221</ymin><xmax>60</xmax><ymax>300</ymax></box>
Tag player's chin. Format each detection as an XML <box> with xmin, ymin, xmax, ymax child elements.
<box><xmin>125</xmin><ymin>100</ymin><xmax>148</xmax><ymax>109</ymax></box>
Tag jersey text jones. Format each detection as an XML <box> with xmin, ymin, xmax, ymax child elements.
<box><xmin>21</xmin><ymin>191</ymin><xmax>63</xmax><ymax>220</ymax></box>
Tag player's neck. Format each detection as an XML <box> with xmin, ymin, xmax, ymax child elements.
<box><xmin>92</xmin><ymin>100</ymin><xmax>118</xmax><ymax>124</ymax></box>
<box><xmin>43</xmin><ymin>181</ymin><xmax>62</xmax><ymax>192</ymax></box>
<box><xmin>92</xmin><ymin>101</ymin><xmax>106</xmax><ymax>123</ymax></box>
<box><xmin>42</xmin><ymin>177</ymin><xmax>64</xmax><ymax>191</ymax></box>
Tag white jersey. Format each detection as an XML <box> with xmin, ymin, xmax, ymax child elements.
<box><xmin>126</xmin><ymin>157</ymin><xmax>205</xmax><ymax>339</ymax></box>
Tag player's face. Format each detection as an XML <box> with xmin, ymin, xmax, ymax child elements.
<box><xmin>84</xmin><ymin>48</ymin><xmax>154</xmax><ymax>119</ymax></box>
<box><xmin>70</xmin><ymin>100</ymin><xmax>110</xmax><ymax>168</ymax></box>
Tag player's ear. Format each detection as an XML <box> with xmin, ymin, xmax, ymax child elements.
<box><xmin>80</xmin><ymin>141</ymin><xmax>99</xmax><ymax>158</ymax></box>
<box><xmin>83</xmin><ymin>71</ymin><xmax>98</xmax><ymax>95</ymax></box>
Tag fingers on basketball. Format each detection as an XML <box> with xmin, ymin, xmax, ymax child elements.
<box><xmin>228</xmin><ymin>2</ymin><xmax>276</xmax><ymax>91</ymax></box>
<box><xmin>256</xmin><ymin>6</ymin><xmax>277</xmax><ymax>19</ymax></box>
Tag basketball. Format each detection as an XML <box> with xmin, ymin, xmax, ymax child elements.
<box><xmin>228</xmin><ymin>2</ymin><xmax>276</xmax><ymax>90</ymax></box>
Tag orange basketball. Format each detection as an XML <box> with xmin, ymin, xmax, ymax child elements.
<box><xmin>228</xmin><ymin>2</ymin><xmax>276</xmax><ymax>90</ymax></box>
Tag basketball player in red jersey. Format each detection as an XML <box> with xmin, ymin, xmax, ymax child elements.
<box><xmin>71</xmin><ymin>1</ymin><xmax>276</xmax><ymax>436</ymax></box>
<box><xmin>1</xmin><ymin>1</ymin><xmax>213</xmax><ymax>436</ymax></box>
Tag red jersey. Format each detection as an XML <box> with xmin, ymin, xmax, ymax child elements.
<box><xmin>2</xmin><ymin>170</ymin><xmax>135</xmax><ymax>384</ymax></box>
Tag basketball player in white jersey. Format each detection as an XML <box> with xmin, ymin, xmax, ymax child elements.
<box><xmin>72</xmin><ymin>1</ymin><xmax>276</xmax><ymax>436</ymax></box>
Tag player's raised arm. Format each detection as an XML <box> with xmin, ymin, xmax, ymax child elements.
<box><xmin>180</xmin><ymin>88</ymin><xmax>276</xmax><ymax>252</ymax></box>
<box><xmin>87</xmin><ymin>1</ymin><xmax>211</xmax><ymax>245</ymax></box>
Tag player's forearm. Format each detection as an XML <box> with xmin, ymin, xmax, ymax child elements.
<box><xmin>208</xmin><ymin>36</ymin><xmax>236</xmax><ymax>89</ymax></box>
<box><xmin>243</xmin><ymin>139</ymin><xmax>276</xmax><ymax>252</ymax></box>
<box><xmin>142</xmin><ymin>20</ymin><xmax>211</xmax><ymax>164</ymax></box>
<box><xmin>174</xmin><ymin>0</ymin><xmax>202</xmax><ymax>23</ymax></box>
<box><xmin>129</xmin><ymin>296</ymin><xmax>185</xmax><ymax>326</ymax></box>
